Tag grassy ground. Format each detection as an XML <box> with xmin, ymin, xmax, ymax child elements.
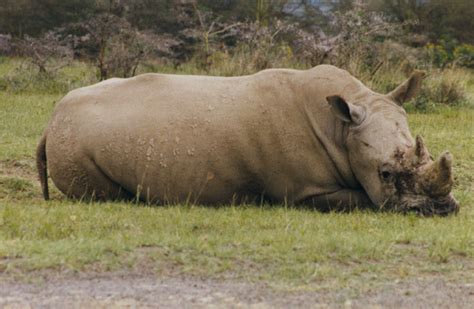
<box><xmin>0</xmin><ymin>59</ymin><xmax>473</xmax><ymax>292</ymax></box>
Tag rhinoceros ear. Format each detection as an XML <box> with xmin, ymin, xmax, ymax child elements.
<box><xmin>327</xmin><ymin>95</ymin><xmax>366</xmax><ymax>126</ymax></box>
<box><xmin>388</xmin><ymin>70</ymin><xmax>426</xmax><ymax>105</ymax></box>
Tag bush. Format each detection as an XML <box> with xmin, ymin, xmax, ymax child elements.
<box><xmin>425</xmin><ymin>43</ymin><xmax>450</xmax><ymax>68</ymax></box>
<box><xmin>0</xmin><ymin>34</ymin><xmax>13</xmax><ymax>56</ymax></box>
<box><xmin>13</xmin><ymin>31</ymin><xmax>73</xmax><ymax>74</ymax></box>
<box><xmin>414</xmin><ymin>68</ymin><xmax>468</xmax><ymax>110</ymax></box>
<box><xmin>453</xmin><ymin>44</ymin><xmax>474</xmax><ymax>68</ymax></box>
<box><xmin>68</xmin><ymin>14</ymin><xmax>156</xmax><ymax>80</ymax></box>
<box><xmin>424</xmin><ymin>41</ymin><xmax>474</xmax><ymax>69</ymax></box>
<box><xmin>342</xmin><ymin>58</ymin><xmax>469</xmax><ymax>111</ymax></box>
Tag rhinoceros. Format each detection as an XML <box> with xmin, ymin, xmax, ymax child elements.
<box><xmin>36</xmin><ymin>65</ymin><xmax>459</xmax><ymax>215</ymax></box>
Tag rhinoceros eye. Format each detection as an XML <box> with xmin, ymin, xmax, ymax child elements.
<box><xmin>381</xmin><ymin>171</ymin><xmax>391</xmax><ymax>180</ymax></box>
<box><xmin>380</xmin><ymin>167</ymin><xmax>393</xmax><ymax>181</ymax></box>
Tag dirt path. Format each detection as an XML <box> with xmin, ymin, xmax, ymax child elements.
<box><xmin>1</xmin><ymin>272</ymin><xmax>473</xmax><ymax>308</ymax></box>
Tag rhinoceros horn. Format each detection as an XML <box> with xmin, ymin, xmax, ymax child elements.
<box><xmin>423</xmin><ymin>152</ymin><xmax>454</xmax><ymax>197</ymax></box>
<box><xmin>414</xmin><ymin>135</ymin><xmax>431</xmax><ymax>164</ymax></box>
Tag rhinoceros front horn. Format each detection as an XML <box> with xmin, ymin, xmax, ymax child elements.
<box><xmin>423</xmin><ymin>152</ymin><xmax>454</xmax><ymax>197</ymax></box>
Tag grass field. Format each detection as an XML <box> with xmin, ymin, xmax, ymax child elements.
<box><xmin>0</xmin><ymin>60</ymin><xmax>473</xmax><ymax>293</ymax></box>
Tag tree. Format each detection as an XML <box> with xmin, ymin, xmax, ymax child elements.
<box><xmin>70</xmin><ymin>13</ymin><xmax>151</xmax><ymax>80</ymax></box>
<box><xmin>13</xmin><ymin>31</ymin><xmax>73</xmax><ymax>74</ymax></box>
<box><xmin>0</xmin><ymin>0</ymin><xmax>97</xmax><ymax>37</ymax></box>
<box><xmin>368</xmin><ymin>0</ymin><xmax>474</xmax><ymax>43</ymax></box>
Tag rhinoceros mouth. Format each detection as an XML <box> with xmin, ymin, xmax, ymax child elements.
<box><xmin>394</xmin><ymin>194</ymin><xmax>459</xmax><ymax>217</ymax></box>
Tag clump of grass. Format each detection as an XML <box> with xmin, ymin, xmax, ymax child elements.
<box><xmin>0</xmin><ymin>176</ymin><xmax>35</xmax><ymax>199</ymax></box>
<box><xmin>143</xmin><ymin>43</ymin><xmax>305</xmax><ymax>78</ymax></box>
<box><xmin>1</xmin><ymin>70</ymin><xmax>71</xmax><ymax>94</ymax></box>
<box><xmin>361</xmin><ymin>65</ymin><xmax>406</xmax><ymax>94</ymax></box>
<box><xmin>356</xmin><ymin>63</ymin><xmax>470</xmax><ymax>111</ymax></box>
<box><xmin>420</xmin><ymin>68</ymin><xmax>469</xmax><ymax>105</ymax></box>
<box><xmin>401</xmin><ymin>68</ymin><xmax>470</xmax><ymax>112</ymax></box>
<box><xmin>319</xmin><ymin>50</ymin><xmax>471</xmax><ymax>111</ymax></box>
<box><xmin>0</xmin><ymin>60</ymin><xmax>96</xmax><ymax>94</ymax></box>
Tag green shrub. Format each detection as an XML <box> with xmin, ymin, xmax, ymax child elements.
<box><xmin>414</xmin><ymin>68</ymin><xmax>468</xmax><ymax>109</ymax></box>
<box><xmin>425</xmin><ymin>43</ymin><xmax>450</xmax><ymax>68</ymax></box>
<box><xmin>424</xmin><ymin>41</ymin><xmax>474</xmax><ymax>69</ymax></box>
<box><xmin>453</xmin><ymin>44</ymin><xmax>474</xmax><ymax>68</ymax></box>
<box><xmin>349</xmin><ymin>58</ymin><xmax>469</xmax><ymax>111</ymax></box>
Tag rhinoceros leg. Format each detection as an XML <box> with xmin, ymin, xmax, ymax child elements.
<box><xmin>53</xmin><ymin>155</ymin><xmax>134</xmax><ymax>202</ymax></box>
<box><xmin>305</xmin><ymin>189</ymin><xmax>374</xmax><ymax>212</ymax></box>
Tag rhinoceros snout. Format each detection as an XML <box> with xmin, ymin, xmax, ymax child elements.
<box><xmin>423</xmin><ymin>195</ymin><xmax>459</xmax><ymax>217</ymax></box>
<box><xmin>402</xmin><ymin>194</ymin><xmax>459</xmax><ymax>217</ymax></box>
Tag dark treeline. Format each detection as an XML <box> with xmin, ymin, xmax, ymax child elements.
<box><xmin>0</xmin><ymin>0</ymin><xmax>472</xmax><ymax>43</ymax></box>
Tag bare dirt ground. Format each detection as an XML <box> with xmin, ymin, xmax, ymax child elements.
<box><xmin>1</xmin><ymin>272</ymin><xmax>473</xmax><ymax>308</ymax></box>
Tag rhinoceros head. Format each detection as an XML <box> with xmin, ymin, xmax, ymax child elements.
<box><xmin>327</xmin><ymin>72</ymin><xmax>459</xmax><ymax>216</ymax></box>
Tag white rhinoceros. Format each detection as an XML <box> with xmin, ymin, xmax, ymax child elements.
<box><xmin>37</xmin><ymin>65</ymin><xmax>458</xmax><ymax>215</ymax></box>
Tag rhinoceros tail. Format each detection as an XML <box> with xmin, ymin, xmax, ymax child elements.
<box><xmin>36</xmin><ymin>133</ymin><xmax>49</xmax><ymax>200</ymax></box>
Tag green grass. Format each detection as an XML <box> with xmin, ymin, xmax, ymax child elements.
<box><xmin>1</xmin><ymin>203</ymin><xmax>473</xmax><ymax>287</ymax></box>
<box><xmin>0</xmin><ymin>58</ymin><xmax>473</xmax><ymax>291</ymax></box>
<box><xmin>0</xmin><ymin>92</ymin><xmax>60</xmax><ymax>161</ymax></box>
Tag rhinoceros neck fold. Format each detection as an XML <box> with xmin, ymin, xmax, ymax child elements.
<box><xmin>303</xmin><ymin>103</ymin><xmax>360</xmax><ymax>189</ymax></box>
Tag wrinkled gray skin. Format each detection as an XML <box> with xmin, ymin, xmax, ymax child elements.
<box><xmin>37</xmin><ymin>65</ymin><xmax>459</xmax><ymax>215</ymax></box>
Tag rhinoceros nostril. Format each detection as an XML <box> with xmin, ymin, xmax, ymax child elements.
<box><xmin>397</xmin><ymin>193</ymin><xmax>459</xmax><ymax>217</ymax></box>
<box><xmin>425</xmin><ymin>195</ymin><xmax>459</xmax><ymax>216</ymax></box>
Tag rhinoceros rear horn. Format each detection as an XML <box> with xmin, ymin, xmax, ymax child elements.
<box><xmin>424</xmin><ymin>151</ymin><xmax>454</xmax><ymax>197</ymax></box>
<box><xmin>388</xmin><ymin>70</ymin><xmax>426</xmax><ymax>105</ymax></box>
<box><xmin>415</xmin><ymin>135</ymin><xmax>431</xmax><ymax>163</ymax></box>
